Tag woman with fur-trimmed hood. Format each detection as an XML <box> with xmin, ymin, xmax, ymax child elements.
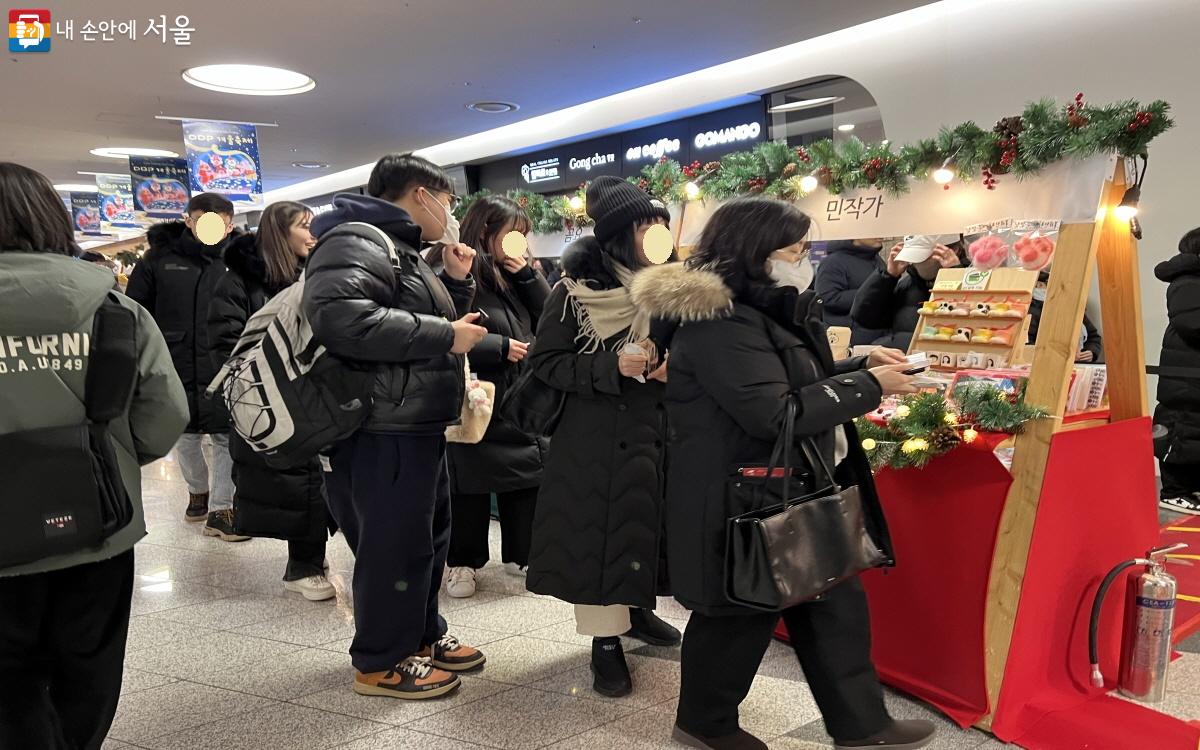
<box><xmin>632</xmin><ymin>197</ymin><xmax>934</xmax><ymax>750</ymax></box>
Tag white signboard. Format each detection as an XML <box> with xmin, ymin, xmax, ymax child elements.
<box><xmin>677</xmin><ymin>154</ymin><xmax>1115</xmax><ymax>244</ymax></box>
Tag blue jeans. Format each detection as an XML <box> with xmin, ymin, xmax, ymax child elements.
<box><xmin>173</xmin><ymin>433</ymin><xmax>233</xmax><ymax>511</ymax></box>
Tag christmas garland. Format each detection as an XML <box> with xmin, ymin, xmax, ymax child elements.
<box><xmin>854</xmin><ymin>384</ymin><xmax>1048</xmax><ymax>471</ymax></box>
<box><xmin>454</xmin><ymin>93</ymin><xmax>1172</xmax><ymax>234</ymax></box>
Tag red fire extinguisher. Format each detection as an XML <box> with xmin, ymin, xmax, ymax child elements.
<box><xmin>1089</xmin><ymin>543</ymin><xmax>1187</xmax><ymax>703</ymax></box>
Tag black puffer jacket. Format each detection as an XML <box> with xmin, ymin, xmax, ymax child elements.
<box><xmin>303</xmin><ymin>194</ymin><xmax>475</xmax><ymax>434</ymax></box>
<box><xmin>815</xmin><ymin>241</ymin><xmax>887</xmax><ymax>344</ymax></box>
<box><xmin>428</xmin><ymin>253</ymin><xmax>553</xmax><ymax>494</ymax></box>
<box><xmin>1155</xmin><ymin>253</ymin><xmax>1200</xmax><ymax>466</ymax></box>
<box><xmin>126</xmin><ymin>221</ymin><xmax>231</xmax><ymax>433</ymax></box>
<box><xmin>850</xmin><ymin>266</ymin><xmax>935</xmax><ymax>349</ymax></box>
<box><xmin>633</xmin><ymin>263</ymin><xmax>894</xmax><ymax>616</ymax></box>
<box><xmin>525</xmin><ymin>237</ymin><xmax>669</xmax><ymax>609</ymax></box>
<box><xmin>207</xmin><ymin>234</ymin><xmax>328</xmax><ymax>542</ymax></box>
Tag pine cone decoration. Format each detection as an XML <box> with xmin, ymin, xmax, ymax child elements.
<box><xmin>817</xmin><ymin>166</ymin><xmax>833</xmax><ymax>187</ymax></box>
<box><xmin>929</xmin><ymin>426</ymin><xmax>961</xmax><ymax>452</ymax></box>
<box><xmin>703</xmin><ymin>161</ymin><xmax>721</xmax><ymax>173</ymax></box>
<box><xmin>993</xmin><ymin>115</ymin><xmax>1024</xmax><ymax>139</ymax></box>
<box><xmin>516</xmin><ymin>196</ymin><xmax>530</xmax><ymax>208</ymax></box>
<box><xmin>781</xmin><ymin>162</ymin><xmax>798</xmax><ymax>178</ymax></box>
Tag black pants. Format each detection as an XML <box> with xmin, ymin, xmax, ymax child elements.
<box><xmin>677</xmin><ymin>578</ymin><xmax>889</xmax><ymax>742</ymax></box>
<box><xmin>447</xmin><ymin>487</ymin><xmax>537</xmax><ymax>569</ymax></box>
<box><xmin>284</xmin><ymin>539</ymin><xmax>327</xmax><ymax>581</ymax></box>
<box><xmin>0</xmin><ymin>551</ymin><xmax>134</xmax><ymax>750</ymax></box>
<box><xmin>1160</xmin><ymin>461</ymin><xmax>1200</xmax><ymax>499</ymax></box>
<box><xmin>323</xmin><ymin>432</ymin><xmax>450</xmax><ymax>674</ymax></box>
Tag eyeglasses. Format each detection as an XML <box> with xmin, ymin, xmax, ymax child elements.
<box><xmin>423</xmin><ymin>187</ymin><xmax>459</xmax><ymax>210</ymax></box>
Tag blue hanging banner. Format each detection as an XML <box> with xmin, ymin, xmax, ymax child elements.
<box><xmin>95</xmin><ymin>174</ymin><xmax>139</xmax><ymax>229</ymax></box>
<box><xmin>70</xmin><ymin>192</ymin><xmax>102</xmax><ymax>236</ymax></box>
<box><xmin>129</xmin><ymin>156</ymin><xmax>192</xmax><ymax>218</ymax></box>
<box><xmin>181</xmin><ymin>120</ymin><xmax>263</xmax><ymax>202</ymax></box>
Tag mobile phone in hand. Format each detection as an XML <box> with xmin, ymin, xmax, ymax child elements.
<box><xmin>903</xmin><ymin>352</ymin><xmax>930</xmax><ymax>375</ymax></box>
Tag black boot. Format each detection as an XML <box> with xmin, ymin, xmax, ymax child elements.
<box><xmin>835</xmin><ymin>719</ymin><xmax>936</xmax><ymax>750</ymax></box>
<box><xmin>625</xmin><ymin>608</ymin><xmax>682</xmax><ymax>647</ymax></box>
<box><xmin>591</xmin><ymin>636</ymin><xmax>632</xmax><ymax>697</ymax></box>
<box><xmin>672</xmin><ymin>725</ymin><xmax>767</xmax><ymax>750</ymax></box>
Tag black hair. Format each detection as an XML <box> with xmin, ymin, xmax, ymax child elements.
<box><xmin>187</xmin><ymin>192</ymin><xmax>235</xmax><ymax>216</ymax></box>
<box><xmin>427</xmin><ymin>195</ymin><xmax>531</xmax><ymax>294</ymax></box>
<box><xmin>601</xmin><ymin>218</ymin><xmax>674</xmax><ymax>274</ymax></box>
<box><xmin>367</xmin><ymin>154</ymin><xmax>453</xmax><ymax>202</ymax></box>
<box><xmin>1180</xmin><ymin>228</ymin><xmax>1200</xmax><ymax>256</ymax></box>
<box><xmin>685</xmin><ymin>197</ymin><xmax>811</xmax><ymax>298</ymax></box>
<box><xmin>0</xmin><ymin>162</ymin><xmax>77</xmax><ymax>256</ymax></box>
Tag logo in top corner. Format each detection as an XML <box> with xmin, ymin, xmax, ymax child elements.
<box><xmin>8</xmin><ymin>9</ymin><xmax>50</xmax><ymax>52</ymax></box>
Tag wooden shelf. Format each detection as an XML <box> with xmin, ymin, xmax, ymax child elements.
<box><xmin>917</xmin><ymin>312</ymin><xmax>1028</xmax><ymax>322</ymax></box>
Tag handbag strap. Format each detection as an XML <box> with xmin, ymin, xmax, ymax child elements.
<box><xmin>764</xmin><ymin>393</ymin><xmax>841</xmax><ymax>499</ymax></box>
<box><xmin>85</xmin><ymin>294</ymin><xmax>138</xmax><ymax>424</ymax></box>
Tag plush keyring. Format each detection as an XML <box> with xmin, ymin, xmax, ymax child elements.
<box><xmin>1014</xmin><ymin>233</ymin><xmax>1056</xmax><ymax>271</ymax></box>
<box><xmin>968</xmin><ymin>235</ymin><xmax>1009</xmax><ymax>270</ymax></box>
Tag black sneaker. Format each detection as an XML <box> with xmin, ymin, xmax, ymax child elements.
<box><xmin>354</xmin><ymin>656</ymin><xmax>460</xmax><ymax>700</ymax></box>
<box><xmin>625</xmin><ymin>608</ymin><xmax>682</xmax><ymax>647</ymax></box>
<box><xmin>591</xmin><ymin>636</ymin><xmax>632</xmax><ymax>697</ymax></box>
<box><xmin>835</xmin><ymin>719</ymin><xmax>936</xmax><ymax>749</ymax></box>
<box><xmin>673</xmin><ymin>725</ymin><xmax>768</xmax><ymax>750</ymax></box>
<box><xmin>202</xmin><ymin>509</ymin><xmax>251</xmax><ymax>542</ymax></box>
<box><xmin>185</xmin><ymin>492</ymin><xmax>209</xmax><ymax>522</ymax></box>
<box><xmin>1160</xmin><ymin>495</ymin><xmax>1200</xmax><ymax>516</ymax></box>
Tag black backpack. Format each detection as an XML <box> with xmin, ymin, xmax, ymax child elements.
<box><xmin>0</xmin><ymin>295</ymin><xmax>138</xmax><ymax>568</ymax></box>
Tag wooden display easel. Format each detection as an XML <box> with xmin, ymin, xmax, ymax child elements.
<box><xmin>978</xmin><ymin>162</ymin><xmax>1148</xmax><ymax>729</ymax></box>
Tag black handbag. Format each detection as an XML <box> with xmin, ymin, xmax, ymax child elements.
<box><xmin>498</xmin><ymin>364</ymin><xmax>565</xmax><ymax>438</ymax></box>
<box><xmin>724</xmin><ymin>394</ymin><xmax>887</xmax><ymax>611</ymax></box>
<box><xmin>0</xmin><ymin>295</ymin><xmax>138</xmax><ymax>568</ymax></box>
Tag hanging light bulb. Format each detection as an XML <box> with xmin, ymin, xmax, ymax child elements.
<box><xmin>568</xmin><ymin>195</ymin><xmax>584</xmax><ymax>211</ymax></box>
<box><xmin>1113</xmin><ymin>185</ymin><xmax>1140</xmax><ymax>221</ymax></box>
<box><xmin>799</xmin><ymin>172</ymin><xmax>820</xmax><ymax>193</ymax></box>
<box><xmin>932</xmin><ymin>156</ymin><xmax>956</xmax><ymax>185</ymax></box>
<box><xmin>684</xmin><ymin>181</ymin><xmax>701</xmax><ymax>200</ymax></box>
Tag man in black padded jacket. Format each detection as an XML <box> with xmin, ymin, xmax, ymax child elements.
<box><xmin>302</xmin><ymin>154</ymin><xmax>488</xmax><ymax>701</ymax></box>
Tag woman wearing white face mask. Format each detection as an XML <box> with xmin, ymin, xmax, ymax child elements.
<box><xmin>632</xmin><ymin>197</ymin><xmax>927</xmax><ymax>750</ymax></box>
<box><xmin>1027</xmin><ymin>270</ymin><xmax>1103</xmax><ymax>363</ymax></box>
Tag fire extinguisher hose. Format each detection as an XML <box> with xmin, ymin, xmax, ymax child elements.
<box><xmin>1089</xmin><ymin>559</ymin><xmax>1144</xmax><ymax>688</ymax></box>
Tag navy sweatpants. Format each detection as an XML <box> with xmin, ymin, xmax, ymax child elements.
<box><xmin>323</xmin><ymin>431</ymin><xmax>451</xmax><ymax>674</ymax></box>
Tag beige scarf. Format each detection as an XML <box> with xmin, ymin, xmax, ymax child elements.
<box><xmin>560</xmin><ymin>262</ymin><xmax>651</xmax><ymax>353</ymax></box>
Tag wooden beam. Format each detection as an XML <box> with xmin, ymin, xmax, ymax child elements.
<box><xmin>1095</xmin><ymin>168</ymin><xmax>1149</xmax><ymax>421</ymax></box>
<box><xmin>978</xmin><ymin>165</ymin><xmax>1123</xmax><ymax>728</ymax></box>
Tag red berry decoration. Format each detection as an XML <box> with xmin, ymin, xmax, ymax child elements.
<box><xmin>637</xmin><ymin>178</ymin><xmax>649</xmax><ymax>191</ymax></box>
<box><xmin>746</xmin><ymin>177</ymin><xmax>768</xmax><ymax>192</ymax></box>
<box><xmin>795</xmin><ymin>147</ymin><xmax>812</xmax><ymax>163</ymax></box>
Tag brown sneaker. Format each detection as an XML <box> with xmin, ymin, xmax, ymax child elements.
<box><xmin>202</xmin><ymin>509</ymin><xmax>251</xmax><ymax>542</ymax></box>
<box><xmin>417</xmin><ymin>634</ymin><xmax>486</xmax><ymax>672</ymax></box>
<box><xmin>185</xmin><ymin>492</ymin><xmax>209</xmax><ymax>522</ymax></box>
<box><xmin>354</xmin><ymin>656</ymin><xmax>460</xmax><ymax>699</ymax></box>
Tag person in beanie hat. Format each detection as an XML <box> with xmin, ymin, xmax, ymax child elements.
<box><xmin>525</xmin><ymin>175</ymin><xmax>680</xmax><ymax>699</ymax></box>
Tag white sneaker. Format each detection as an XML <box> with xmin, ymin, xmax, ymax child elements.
<box><xmin>445</xmin><ymin>567</ymin><xmax>477</xmax><ymax>598</ymax></box>
<box><xmin>1160</xmin><ymin>496</ymin><xmax>1200</xmax><ymax>516</ymax></box>
<box><xmin>284</xmin><ymin>574</ymin><xmax>336</xmax><ymax>602</ymax></box>
<box><xmin>504</xmin><ymin>562</ymin><xmax>528</xmax><ymax>578</ymax></box>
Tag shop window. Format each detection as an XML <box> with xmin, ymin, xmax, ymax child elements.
<box><xmin>767</xmin><ymin>76</ymin><xmax>884</xmax><ymax>147</ymax></box>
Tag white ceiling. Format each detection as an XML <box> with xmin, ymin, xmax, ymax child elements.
<box><xmin>0</xmin><ymin>0</ymin><xmax>931</xmax><ymax>192</ymax></box>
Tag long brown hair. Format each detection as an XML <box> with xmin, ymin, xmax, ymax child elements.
<box><xmin>0</xmin><ymin>162</ymin><xmax>77</xmax><ymax>256</ymax></box>
<box><xmin>430</xmin><ymin>195</ymin><xmax>531</xmax><ymax>293</ymax></box>
<box><xmin>256</xmin><ymin>201</ymin><xmax>311</xmax><ymax>287</ymax></box>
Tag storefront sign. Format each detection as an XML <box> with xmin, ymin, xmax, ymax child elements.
<box><xmin>181</xmin><ymin>120</ymin><xmax>263</xmax><ymax>202</ymax></box>
<box><xmin>625</xmin><ymin>137</ymin><xmax>682</xmax><ymax>163</ymax></box>
<box><xmin>693</xmin><ymin>121</ymin><xmax>762</xmax><ymax>150</ymax></box>
<box><xmin>128</xmin><ymin>156</ymin><xmax>190</xmax><ymax>218</ymax></box>
<box><xmin>521</xmin><ymin>157</ymin><xmax>560</xmax><ymax>185</ymax></box>
<box><xmin>95</xmin><ymin>174</ymin><xmax>138</xmax><ymax>229</ymax></box>
<box><xmin>70</xmin><ymin>192</ymin><xmax>102</xmax><ymax>235</ymax></box>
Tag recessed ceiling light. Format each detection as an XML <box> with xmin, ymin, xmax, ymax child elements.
<box><xmin>90</xmin><ymin>146</ymin><xmax>180</xmax><ymax>159</ymax></box>
<box><xmin>768</xmin><ymin>96</ymin><xmax>845</xmax><ymax>113</ymax></box>
<box><xmin>182</xmin><ymin>64</ymin><xmax>316</xmax><ymax>96</ymax></box>
<box><xmin>54</xmin><ymin>183</ymin><xmax>98</xmax><ymax>192</ymax></box>
<box><xmin>466</xmin><ymin>101</ymin><xmax>519</xmax><ymax>114</ymax></box>
<box><xmin>292</xmin><ymin>161</ymin><xmax>329</xmax><ymax>169</ymax></box>
<box><xmin>837</xmin><ymin>123</ymin><xmax>856</xmax><ymax>132</ymax></box>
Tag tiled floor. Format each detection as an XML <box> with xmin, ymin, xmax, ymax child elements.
<box><xmin>102</xmin><ymin>457</ymin><xmax>1200</xmax><ymax>750</ymax></box>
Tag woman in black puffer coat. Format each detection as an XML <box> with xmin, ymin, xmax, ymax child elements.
<box><xmin>526</xmin><ymin>176</ymin><xmax>681</xmax><ymax>699</ymax></box>
<box><xmin>1155</xmin><ymin>228</ymin><xmax>1200</xmax><ymax>514</ymax></box>
<box><xmin>208</xmin><ymin>202</ymin><xmax>335</xmax><ymax>602</ymax></box>
<box><xmin>633</xmin><ymin>198</ymin><xmax>934</xmax><ymax>750</ymax></box>
<box><xmin>425</xmin><ymin>196</ymin><xmax>552</xmax><ymax>597</ymax></box>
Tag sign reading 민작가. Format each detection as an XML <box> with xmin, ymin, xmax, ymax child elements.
<box><xmin>129</xmin><ymin>156</ymin><xmax>191</xmax><ymax>218</ymax></box>
<box><xmin>182</xmin><ymin>120</ymin><xmax>263</xmax><ymax>202</ymax></box>
<box><xmin>95</xmin><ymin>174</ymin><xmax>139</xmax><ymax>229</ymax></box>
<box><xmin>70</xmin><ymin>192</ymin><xmax>102</xmax><ymax>235</ymax></box>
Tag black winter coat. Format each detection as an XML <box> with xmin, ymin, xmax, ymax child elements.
<box><xmin>850</xmin><ymin>267</ymin><xmax>935</xmax><ymax>350</ymax></box>
<box><xmin>815</xmin><ymin>242</ymin><xmax>887</xmax><ymax>344</ymax></box>
<box><xmin>632</xmin><ymin>263</ymin><xmax>894</xmax><ymax>616</ymax></box>
<box><xmin>1027</xmin><ymin>299</ymin><xmax>1104</xmax><ymax>362</ymax></box>
<box><xmin>429</xmin><ymin>252</ymin><xmax>553</xmax><ymax>494</ymax></box>
<box><xmin>303</xmin><ymin>194</ymin><xmax>475</xmax><ymax>434</ymax></box>
<box><xmin>207</xmin><ymin>234</ymin><xmax>328</xmax><ymax>543</ymax></box>
<box><xmin>126</xmin><ymin>221</ymin><xmax>231</xmax><ymax>433</ymax></box>
<box><xmin>526</xmin><ymin>238</ymin><xmax>669</xmax><ymax>609</ymax></box>
<box><xmin>1154</xmin><ymin>253</ymin><xmax>1200</xmax><ymax>466</ymax></box>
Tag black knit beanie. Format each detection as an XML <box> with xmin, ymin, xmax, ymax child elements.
<box><xmin>586</xmin><ymin>175</ymin><xmax>671</xmax><ymax>245</ymax></box>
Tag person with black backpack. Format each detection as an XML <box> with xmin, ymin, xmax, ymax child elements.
<box><xmin>0</xmin><ymin>162</ymin><xmax>189</xmax><ymax>749</ymax></box>
<box><xmin>303</xmin><ymin>154</ymin><xmax>489</xmax><ymax>700</ymax></box>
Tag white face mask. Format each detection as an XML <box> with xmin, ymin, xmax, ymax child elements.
<box><xmin>768</xmin><ymin>257</ymin><xmax>814</xmax><ymax>291</ymax></box>
<box><xmin>420</xmin><ymin>189</ymin><xmax>461</xmax><ymax>246</ymax></box>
